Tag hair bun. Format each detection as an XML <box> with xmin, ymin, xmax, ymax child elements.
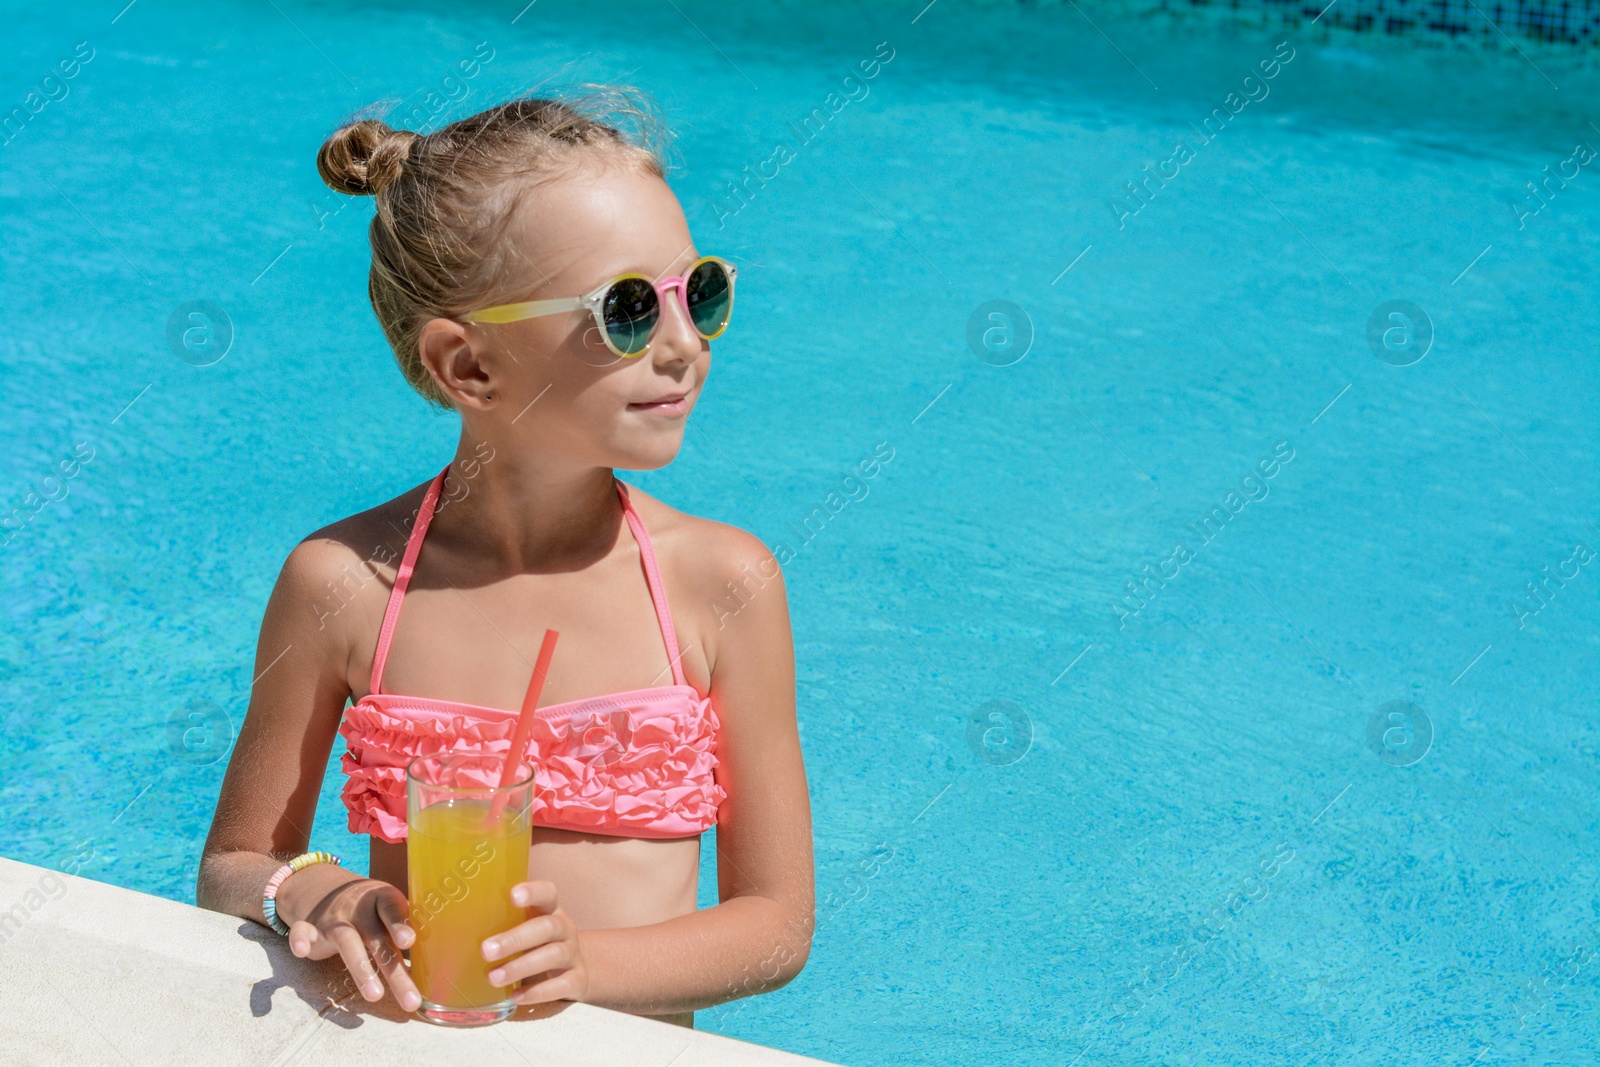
<box><xmin>317</xmin><ymin>119</ymin><xmax>419</xmax><ymax>195</ymax></box>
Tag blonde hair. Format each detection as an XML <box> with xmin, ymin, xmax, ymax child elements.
<box><xmin>316</xmin><ymin>88</ymin><xmax>673</xmax><ymax>407</ymax></box>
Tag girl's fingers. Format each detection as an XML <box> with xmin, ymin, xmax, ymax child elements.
<box><xmin>365</xmin><ymin>929</ymin><xmax>421</xmax><ymax>1012</ymax></box>
<box><xmin>487</xmin><ymin>940</ymin><xmax>571</xmax><ymax>987</ymax></box>
<box><xmin>287</xmin><ymin>919</ymin><xmax>330</xmax><ymax>959</ymax></box>
<box><xmin>508</xmin><ymin>880</ymin><xmax>558</xmax><ymax>911</ymax></box>
<box><xmin>482</xmin><ymin>912</ymin><xmax>561</xmax><ymax>961</ymax></box>
<box><xmin>328</xmin><ymin>924</ymin><xmax>384</xmax><ymax>1001</ymax></box>
<box><xmin>510</xmin><ymin>967</ymin><xmax>582</xmax><ymax>1005</ymax></box>
<box><xmin>374</xmin><ymin>892</ymin><xmax>415</xmax><ymax>949</ymax></box>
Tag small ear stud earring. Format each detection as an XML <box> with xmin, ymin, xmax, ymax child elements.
<box><xmin>485</xmin><ymin>393</ymin><xmax>493</xmax><ymax>401</ymax></box>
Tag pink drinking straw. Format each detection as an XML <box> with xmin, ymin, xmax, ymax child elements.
<box><xmin>487</xmin><ymin>628</ymin><xmax>559</xmax><ymax>826</ymax></box>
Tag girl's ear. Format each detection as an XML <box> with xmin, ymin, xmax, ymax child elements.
<box><xmin>418</xmin><ymin>317</ymin><xmax>494</xmax><ymax>409</ymax></box>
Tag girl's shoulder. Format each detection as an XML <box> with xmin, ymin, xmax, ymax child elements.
<box><xmin>619</xmin><ymin>483</ymin><xmax>784</xmax><ymax>600</ymax></box>
<box><xmin>623</xmin><ymin>486</ymin><xmax>793</xmax><ymax>699</ymax></box>
<box><xmin>288</xmin><ymin>483</ymin><xmax>427</xmax><ymax>577</ymax></box>
<box><xmin>270</xmin><ymin>483</ymin><xmax>430</xmax><ymax>638</ymax></box>
<box><xmin>622</xmin><ymin>486</ymin><xmax>791</xmax><ymax>679</ymax></box>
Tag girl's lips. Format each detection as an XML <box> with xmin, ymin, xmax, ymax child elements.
<box><xmin>628</xmin><ymin>395</ymin><xmax>689</xmax><ymax>417</ymax></box>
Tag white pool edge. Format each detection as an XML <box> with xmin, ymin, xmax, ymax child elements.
<box><xmin>0</xmin><ymin>856</ymin><xmax>838</xmax><ymax>1066</ymax></box>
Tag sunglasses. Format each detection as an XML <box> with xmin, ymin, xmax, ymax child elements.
<box><xmin>460</xmin><ymin>255</ymin><xmax>737</xmax><ymax>359</ymax></box>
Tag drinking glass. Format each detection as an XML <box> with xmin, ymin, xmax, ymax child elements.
<box><xmin>406</xmin><ymin>752</ymin><xmax>533</xmax><ymax>1026</ymax></box>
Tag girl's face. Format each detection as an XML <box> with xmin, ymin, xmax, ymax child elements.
<box><xmin>448</xmin><ymin>164</ymin><xmax>715</xmax><ymax>473</ymax></box>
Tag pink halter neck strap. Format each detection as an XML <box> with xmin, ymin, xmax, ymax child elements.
<box><xmin>367</xmin><ymin>466</ymin><xmax>687</xmax><ymax>696</ymax></box>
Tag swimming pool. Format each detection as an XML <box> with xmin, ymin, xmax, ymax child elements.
<box><xmin>3</xmin><ymin>0</ymin><xmax>1598</xmax><ymax>1063</ymax></box>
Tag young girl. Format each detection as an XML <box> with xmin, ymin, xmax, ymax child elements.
<box><xmin>197</xmin><ymin>92</ymin><xmax>814</xmax><ymax>1030</ymax></box>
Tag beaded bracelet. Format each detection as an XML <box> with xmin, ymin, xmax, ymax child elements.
<box><xmin>262</xmin><ymin>851</ymin><xmax>343</xmax><ymax>936</ymax></box>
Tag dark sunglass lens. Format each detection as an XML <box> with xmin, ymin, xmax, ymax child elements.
<box><xmin>685</xmin><ymin>261</ymin><xmax>732</xmax><ymax>337</ymax></box>
<box><xmin>603</xmin><ymin>277</ymin><xmax>658</xmax><ymax>355</ymax></box>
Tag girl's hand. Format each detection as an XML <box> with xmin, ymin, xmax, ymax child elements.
<box><xmin>481</xmin><ymin>880</ymin><xmax>590</xmax><ymax>1006</ymax></box>
<box><xmin>277</xmin><ymin>864</ymin><xmax>422</xmax><ymax>1012</ymax></box>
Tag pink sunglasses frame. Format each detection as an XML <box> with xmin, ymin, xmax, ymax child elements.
<box><xmin>458</xmin><ymin>255</ymin><xmax>738</xmax><ymax>359</ymax></box>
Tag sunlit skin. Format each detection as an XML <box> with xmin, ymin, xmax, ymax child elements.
<box><xmin>197</xmin><ymin>162</ymin><xmax>815</xmax><ymax>1029</ymax></box>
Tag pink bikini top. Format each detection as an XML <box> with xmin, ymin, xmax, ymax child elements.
<box><xmin>337</xmin><ymin>467</ymin><xmax>725</xmax><ymax>845</ymax></box>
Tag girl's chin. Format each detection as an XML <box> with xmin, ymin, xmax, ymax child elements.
<box><xmin>607</xmin><ymin>434</ymin><xmax>684</xmax><ymax>472</ymax></box>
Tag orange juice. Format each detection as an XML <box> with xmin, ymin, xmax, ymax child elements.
<box><xmin>407</xmin><ymin>799</ymin><xmax>530</xmax><ymax>1014</ymax></box>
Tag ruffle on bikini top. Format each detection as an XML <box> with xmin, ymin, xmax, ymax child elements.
<box><xmin>338</xmin><ymin>687</ymin><xmax>725</xmax><ymax>844</ymax></box>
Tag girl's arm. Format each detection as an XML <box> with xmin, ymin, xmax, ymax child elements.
<box><xmin>196</xmin><ymin>535</ymin><xmax>421</xmax><ymax>1010</ymax></box>
<box><xmin>490</xmin><ymin>529</ymin><xmax>815</xmax><ymax>1015</ymax></box>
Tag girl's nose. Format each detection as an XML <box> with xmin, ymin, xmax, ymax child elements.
<box><xmin>650</xmin><ymin>281</ymin><xmax>701</xmax><ymax>367</ymax></box>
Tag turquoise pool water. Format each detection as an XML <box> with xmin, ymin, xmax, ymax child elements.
<box><xmin>4</xmin><ymin>1</ymin><xmax>1598</xmax><ymax>1063</ymax></box>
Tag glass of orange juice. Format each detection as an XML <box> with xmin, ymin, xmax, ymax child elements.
<box><xmin>406</xmin><ymin>752</ymin><xmax>533</xmax><ymax>1026</ymax></box>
